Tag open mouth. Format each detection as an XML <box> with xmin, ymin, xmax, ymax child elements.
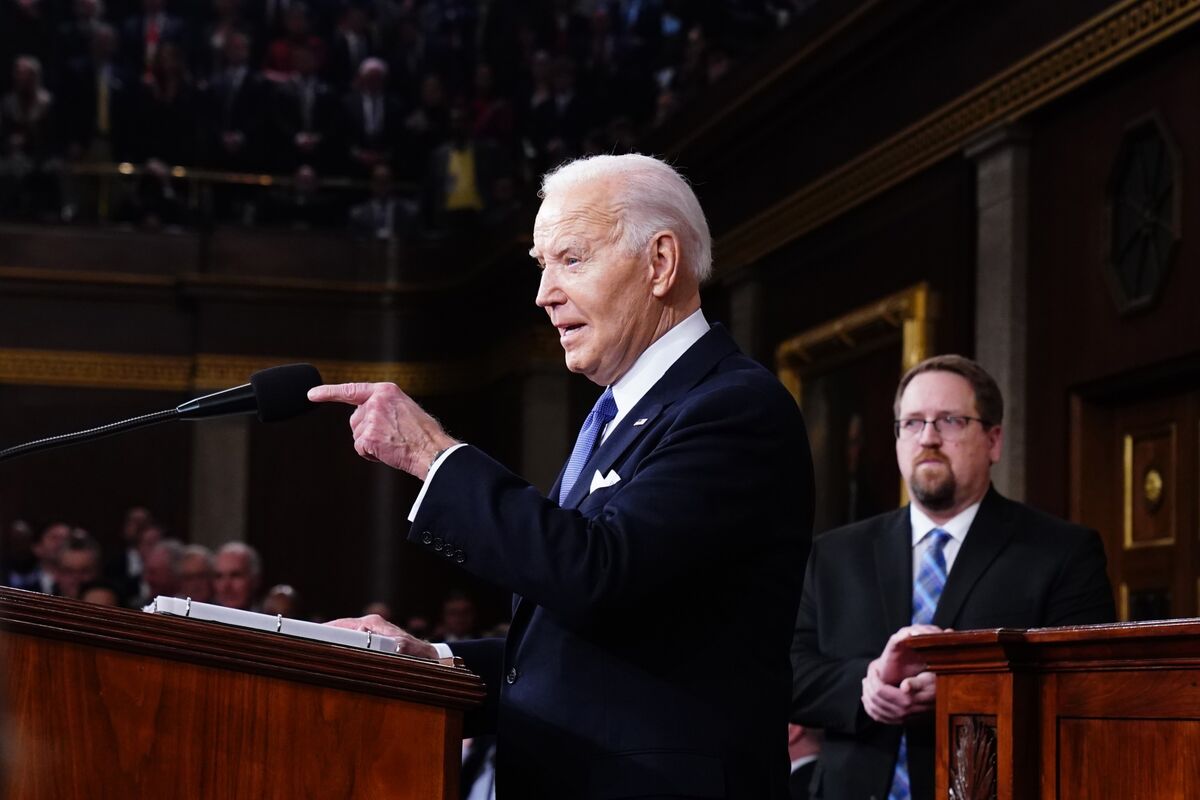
<box><xmin>559</xmin><ymin>323</ymin><xmax>585</xmax><ymax>339</ymax></box>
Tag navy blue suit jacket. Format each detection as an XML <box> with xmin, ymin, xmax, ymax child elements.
<box><xmin>790</xmin><ymin>489</ymin><xmax>1115</xmax><ymax>800</ymax></box>
<box><xmin>410</xmin><ymin>324</ymin><xmax>814</xmax><ymax>799</ymax></box>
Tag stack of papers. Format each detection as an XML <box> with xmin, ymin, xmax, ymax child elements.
<box><xmin>146</xmin><ymin>596</ymin><xmax>400</xmax><ymax>654</ymax></box>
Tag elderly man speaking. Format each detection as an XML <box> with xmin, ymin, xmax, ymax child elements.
<box><xmin>311</xmin><ymin>154</ymin><xmax>814</xmax><ymax>799</ymax></box>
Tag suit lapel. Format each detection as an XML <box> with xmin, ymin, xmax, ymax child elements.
<box><xmin>874</xmin><ymin>509</ymin><xmax>914</xmax><ymax>634</ymax></box>
<box><xmin>560</xmin><ymin>325</ymin><xmax>737</xmax><ymax>509</ymax></box>
<box><xmin>933</xmin><ymin>487</ymin><xmax>1013</xmax><ymax>627</ymax></box>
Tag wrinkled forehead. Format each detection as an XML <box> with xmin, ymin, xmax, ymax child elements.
<box><xmin>531</xmin><ymin>181</ymin><xmax>624</xmax><ymax>255</ymax></box>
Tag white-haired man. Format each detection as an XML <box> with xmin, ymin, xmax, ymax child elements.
<box><xmin>312</xmin><ymin>154</ymin><xmax>814</xmax><ymax>799</ymax></box>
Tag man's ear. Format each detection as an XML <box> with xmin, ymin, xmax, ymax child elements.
<box><xmin>648</xmin><ymin>231</ymin><xmax>681</xmax><ymax>298</ymax></box>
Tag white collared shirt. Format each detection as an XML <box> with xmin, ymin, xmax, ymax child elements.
<box><xmin>408</xmin><ymin>308</ymin><xmax>709</xmax><ymax>522</ymax></box>
<box><xmin>605</xmin><ymin>307</ymin><xmax>709</xmax><ymax>440</ymax></box>
<box><xmin>908</xmin><ymin>499</ymin><xmax>982</xmax><ymax>579</ymax></box>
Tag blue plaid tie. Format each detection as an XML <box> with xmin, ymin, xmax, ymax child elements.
<box><xmin>888</xmin><ymin>528</ymin><xmax>951</xmax><ymax>800</ymax></box>
<box><xmin>558</xmin><ymin>387</ymin><xmax>617</xmax><ymax>505</ymax></box>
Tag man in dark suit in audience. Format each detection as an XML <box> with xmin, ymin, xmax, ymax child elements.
<box><xmin>790</xmin><ymin>354</ymin><xmax>1116</xmax><ymax>800</ymax></box>
<box><xmin>313</xmin><ymin>153</ymin><xmax>815</xmax><ymax>799</ymax></box>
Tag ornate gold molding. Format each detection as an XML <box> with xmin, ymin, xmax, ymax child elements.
<box><xmin>718</xmin><ymin>0</ymin><xmax>1200</xmax><ymax>273</ymax></box>
<box><xmin>775</xmin><ymin>282</ymin><xmax>933</xmax><ymax>405</ymax></box>
<box><xmin>0</xmin><ymin>330</ymin><xmax>564</xmax><ymax>396</ymax></box>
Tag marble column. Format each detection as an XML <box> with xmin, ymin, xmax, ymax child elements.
<box><xmin>188</xmin><ymin>416</ymin><xmax>250</xmax><ymax>548</ymax></box>
<box><xmin>965</xmin><ymin>125</ymin><xmax>1030</xmax><ymax>501</ymax></box>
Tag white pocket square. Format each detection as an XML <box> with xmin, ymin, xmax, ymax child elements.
<box><xmin>589</xmin><ymin>469</ymin><xmax>621</xmax><ymax>494</ymax></box>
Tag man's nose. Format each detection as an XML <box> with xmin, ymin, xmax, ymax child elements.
<box><xmin>917</xmin><ymin>420</ymin><xmax>943</xmax><ymax>445</ymax></box>
<box><xmin>535</xmin><ymin>267</ymin><xmax>560</xmax><ymax>308</ymax></box>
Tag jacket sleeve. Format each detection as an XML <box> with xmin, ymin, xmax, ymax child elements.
<box><xmin>448</xmin><ymin>637</ymin><xmax>504</xmax><ymax>738</ymax></box>
<box><xmin>790</xmin><ymin>545</ymin><xmax>873</xmax><ymax>735</ymax></box>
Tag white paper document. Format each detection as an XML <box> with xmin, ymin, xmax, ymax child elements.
<box><xmin>145</xmin><ymin>596</ymin><xmax>399</xmax><ymax>654</ymax></box>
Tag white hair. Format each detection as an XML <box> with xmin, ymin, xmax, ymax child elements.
<box><xmin>217</xmin><ymin>541</ymin><xmax>261</xmax><ymax>577</ymax></box>
<box><xmin>539</xmin><ymin>154</ymin><xmax>713</xmax><ymax>283</ymax></box>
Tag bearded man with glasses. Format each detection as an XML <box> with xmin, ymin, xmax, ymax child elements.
<box><xmin>789</xmin><ymin>354</ymin><xmax>1114</xmax><ymax>800</ymax></box>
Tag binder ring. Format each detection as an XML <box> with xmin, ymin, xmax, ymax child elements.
<box><xmin>185</xmin><ymin>597</ymin><xmax>192</xmax><ymax>617</ymax></box>
<box><xmin>276</xmin><ymin>614</ymin><xmax>283</xmax><ymax>633</ymax></box>
<box><xmin>366</xmin><ymin>629</ymin><xmax>373</xmax><ymax>648</ymax></box>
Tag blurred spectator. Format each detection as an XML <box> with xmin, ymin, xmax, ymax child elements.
<box><xmin>263</xmin><ymin>2</ymin><xmax>326</xmax><ymax>80</ymax></box>
<box><xmin>120</xmin><ymin>0</ymin><xmax>187</xmax><ymax>79</ymax></box>
<box><xmin>80</xmin><ymin>578</ymin><xmax>122</xmax><ymax>607</ymax></box>
<box><xmin>194</xmin><ymin>0</ymin><xmax>249</xmax><ymax>81</ymax></box>
<box><xmin>400</xmin><ymin>72</ymin><xmax>448</xmax><ymax>178</ymax></box>
<box><xmin>349</xmin><ymin>162</ymin><xmax>415</xmax><ymax>240</ymax></box>
<box><xmin>469</xmin><ymin>62</ymin><xmax>513</xmax><ymax>148</ymax></box>
<box><xmin>178</xmin><ymin>543</ymin><xmax>215</xmax><ymax>602</ymax></box>
<box><xmin>2</xmin><ymin>520</ymin><xmax>36</xmax><ymax>588</ymax></box>
<box><xmin>526</xmin><ymin>55</ymin><xmax>589</xmax><ymax>171</ymax></box>
<box><xmin>213</xmin><ymin>541</ymin><xmax>261</xmax><ymax>610</ymax></box>
<box><xmin>343</xmin><ymin>57</ymin><xmax>400</xmax><ymax>175</ymax></box>
<box><xmin>206</xmin><ymin>30</ymin><xmax>266</xmax><ymax>171</ymax></box>
<box><xmin>261</xmin><ymin>164</ymin><xmax>340</xmax><ymax>228</ymax></box>
<box><xmin>131</xmin><ymin>537</ymin><xmax>183</xmax><ymax>605</ymax></box>
<box><xmin>16</xmin><ymin>521</ymin><xmax>70</xmax><ymax>594</ymax></box>
<box><xmin>272</xmin><ymin>41</ymin><xmax>336</xmax><ymax>170</ymax></box>
<box><xmin>435</xmin><ymin>589</ymin><xmax>477</xmax><ymax>642</ymax></box>
<box><xmin>54</xmin><ymin>0</ymin><xmax>106</xmax><ymax>79</ymax></box>
<box><xmin>425</xmin><ymin>103</ymin><xmax>506</xmax><ymax>233</ymax></box>
<box><xmin>262</xmin><ymin>583</ymin><xmax>300</xmax><ymax>617</ymax></box>
<box><xmin>134</xmin><ymin>42</ymin><xmax>199</xmax><ymax>164</ymax></box>
<box><xmin>104</xmin><ymin>505</ymin><xmax>152</xmax><ymax>599</ymax></box>
<box><xmin>328</xmin><ymin>2</ymin><xmax>374</xmax><ymax>89</ymax></box>
<box><xmin>56</xmin><ymin>528</ymin><xmax>101</xmax><ymax>600</ymax></box>
<box><xmin>0</xmin><ymin>55</ymin><xmax>59</xmax><ymax>218</ymax></box>
<box><xmin>60</xmin><ymin>23</ymin><xmax>130</xmax><ymax>221</ymax></box>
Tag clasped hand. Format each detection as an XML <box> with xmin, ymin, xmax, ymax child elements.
<box><xmin>861</xmin><ymin>624</ymin><xmax>944</xmax><ymax>725</ymax></box>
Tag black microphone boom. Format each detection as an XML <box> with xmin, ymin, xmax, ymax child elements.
<box><xmin>0</xmin><ymin>363</ymin><xmax>323</xmax><ymax>463</ymax></box>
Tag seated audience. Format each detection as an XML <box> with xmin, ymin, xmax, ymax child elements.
<box><xmin>56</xmin><ymin>528</ymin><xmax>102</xmax><ymax>600</ymax></box>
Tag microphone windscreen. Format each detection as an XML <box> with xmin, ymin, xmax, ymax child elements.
<box><xmin>250</xmin><ymin>363</ymin><xmax>323</xmax><ymax>423</ymax></box>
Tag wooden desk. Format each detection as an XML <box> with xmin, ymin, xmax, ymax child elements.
<box><xmin>911</xmin><ymin>621</ymin><xmax>1200</xmax><ymax>799</ymax></box>
<box><xmin>0</xmin><ymin>587</ymin><xmax>484</xmax><ymax>799</ymax></box>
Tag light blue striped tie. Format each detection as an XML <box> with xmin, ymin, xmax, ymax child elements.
<box><xmin>558</xmin><ymin>387</ymin><xmax>617</xmax><ymax>505</ymax></box>
<box><xmin>888</xmin><ymin>528</ymin><xmax>951</xmax><ymax>800</ymax></box>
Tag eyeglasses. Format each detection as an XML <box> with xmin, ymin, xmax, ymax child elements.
<box><xmin>893</xmin><ymin>415</ymin><xmax>991</xmax><ymax>440</ymax></box>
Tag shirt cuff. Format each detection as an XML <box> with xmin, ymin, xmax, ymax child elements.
<box><xmin>432</xmin><ymin>641</ymin><xmax>455</xmax><ymax>660</ymax></box>
<box><xmin>407</xmin><ymin>443</ymin><xmax>468</xmax><ymax>522</ymax></box>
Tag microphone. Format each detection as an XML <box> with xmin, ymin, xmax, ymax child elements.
<box><xmin>0</xmin><ymin>363</ymin><xmax>323</xmax><ymax>463</ymax></box>
<box><xmin>176</xmin><ymin>363</ymin><xmax>323</xmax><ymax>422</ymax></box>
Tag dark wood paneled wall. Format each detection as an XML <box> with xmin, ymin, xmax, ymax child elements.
<box><xmin>1026</xmin><ymin>28</ymin><xmax>1200</xmax><ymax>517</ymax></box>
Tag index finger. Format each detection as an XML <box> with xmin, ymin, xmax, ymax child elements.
<box><xmin>308</xmin><ymin>382</ymin><xmax>377</xmax><ymax>405</ymax></box>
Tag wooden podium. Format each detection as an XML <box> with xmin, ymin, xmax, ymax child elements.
<box><xmin>0</xmin><ymin>587</ymin><xmax>485</xmax><ymax>799</ymax></box>
<box><xmin>910</xmin><ymin>620</ymin><xmax>1200</xmax><ymax>800</ymax></box>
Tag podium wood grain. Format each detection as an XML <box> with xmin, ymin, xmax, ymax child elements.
<box><xmin>0</xmin><ymin>587</ymin><xmax>485</xmax><ymax>799</ymax></box>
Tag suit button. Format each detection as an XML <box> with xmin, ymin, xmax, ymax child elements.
<box><xmin>421</xmin><ymin>532</ymin><xmax>432</xmax><ymax>545</ymax></box>
<box><xmin>506</xmin><ymin>667</ymin><xmax>518</xmax><ymax>684</ymax></box>
<box><xmin>433</xmin><ymin>537</ymin><xmax>444</xmax><ymax>551</ymax></box>
<box><xmin>455</xmin><ymin>549</ymin><xmax>465</xmax><ymax>564</ymax></box>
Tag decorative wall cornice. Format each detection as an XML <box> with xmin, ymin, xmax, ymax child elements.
<box><xmin>717</xmin><ymin>0</ymin><xmax>1200</xmax><ymax>274</ymax></box>
<box><xmin>0</xmin><ymin>327</ymin><xmax>564</xmax><ymax>395</ymax></box>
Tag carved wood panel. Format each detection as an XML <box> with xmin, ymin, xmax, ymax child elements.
<box><xmin>949</xmin><ymin>715</ymin><xmax>997</xmax><ymax>800</ymax></box>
